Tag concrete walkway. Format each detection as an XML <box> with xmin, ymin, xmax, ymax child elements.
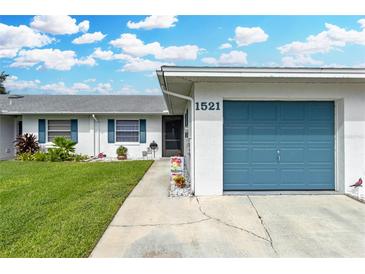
<box><xmin>91</xmin><ymin>159</ymin><xmax>365</xmax><ymax>257</ymax></box>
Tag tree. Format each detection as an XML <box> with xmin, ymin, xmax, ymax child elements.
<box><xmin>0</xmin><ymin>71</ymin><xmax>9</xmax><ymax>94</ymax></box>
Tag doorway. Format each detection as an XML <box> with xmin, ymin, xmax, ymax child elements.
<box><xmin>162</xmin><ymin>115</ymin><xmax>183</xmax><ymax>157</ymax></box>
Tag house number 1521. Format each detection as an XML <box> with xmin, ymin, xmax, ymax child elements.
<box><xmin>195</xmin><ymin>102</ymin><xmax>220</xmax><ymax>111</ymax></box>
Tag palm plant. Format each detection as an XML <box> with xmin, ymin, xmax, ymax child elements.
<box><xmin>48</xmin><ymin>137</ymin><xmax>77</xmax><ymax>161</ymax></box>
<box><xmin>14</xmin><ymin>133</ymin><xmax>40</xmax><ymax>154</ymax></box>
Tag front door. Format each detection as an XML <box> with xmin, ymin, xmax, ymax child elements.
<box><xmin>162</xmin><ymin>115</ymin><xmax>183</xmax><ymax>157</ymax></box>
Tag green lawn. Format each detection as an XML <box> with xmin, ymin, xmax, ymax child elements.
<box><xmin>0</xmin><ymin>160</ymin><xmax>153</xmax><ymax>258</ymax></box>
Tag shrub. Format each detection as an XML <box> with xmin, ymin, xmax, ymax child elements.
<box><xmin>116</xmin><ymin>145</ymin><xmax>128</xmax><ymax>156</ymax></box>
<box><xmin>16</xmin><ymin>152</ymin><xmax>35</xmax><ymax>161</ymax></box>
<box><xmin>33</xmin><ymin>151</ymin><xmax>48</xmax><ymax>161</ymax></box>
<box><xmin>14</xmin><ymin>133</ymin><xmax>40</xmax><ymax>155</ymax></box>
<box><xmin>73</xmin><ymin>154</ymin><xmax>89</xmax><ymax>162</ymax></box>
<box><xmin>48</xmin><ymin>137</ymin><xmax>77</xmax><ymax>161</ymax></box>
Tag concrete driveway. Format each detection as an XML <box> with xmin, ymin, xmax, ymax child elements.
<box><xmin>91</xmin><ymin>160</ymin><xmax>365</xmax><ymax>258</ymax></box>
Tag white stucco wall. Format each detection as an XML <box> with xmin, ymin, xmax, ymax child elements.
<box><xmin>192</xmin><ymin>81</ymin><xmax>365</xmax><ymax>200</ymax></box>
<box><xmin>0</xmin><ymin>115</ymin><xmax>16</xmax><ymax>160</ymax></box>
<box><xmin>21</xmin><ymin>114</ymin><xmax>162</xmax><ymax>159</ymax></box>
<box><xmin>22</xmin><ymin>114</ymin><xmax>94</xmax><ymax>156</ymax></box>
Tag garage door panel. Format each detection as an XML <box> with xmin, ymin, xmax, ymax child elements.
<box><xmin>278</xmin><ymin>126</ymin><xmax>306</xmax><ymax>141</ymax></box>
<box><xmin>223</xmin><ymin>168</ymin><xmax>250</xmax><ymax>189</ymax></box>
<box><xmin>280</xmin><ymin>103</ymin><xmax>305</xmax><ymax>120</ymax></box>
<box><xmin>280</xmin><ymin>169</ymin><xmax>305</xmax><ymax>184</ymax></box>
<box><xmin>251</xmin><ymin>148</ymin><xmax>277</xmax><ymax>163</ymax></box>
<box><xmin>279</xmin><ymin>148</ymin><xmax>305</xmax><ymax>163</ymax></box>
<box><xmin>251</xmin><ymin>126</ymin><xmax>277</xmax><ymax>142</ymax></box>
<box><xmin>224</xmin><ymin>148</ymin><xmax>249</xmax><ymax>163</ymax></box>
<box><xmin>251</xmin><ymin>102</ymin><xmax>278</xmax><ymax>121</ymax></box>
<box><xmin>223</xmin><ymin>101</ymin><xmax>334</xmax><ymax>191</ymax></box>
<box><xmin>224</xmin><ymin>127</ymin><xmax>249</xmax><ymax>142</ymax></box>
<box><xmin>308</xmin><ymin>103</ymin><xmax>334</xmax><ymax>121</ymax></box>
<box><xmin>224</xmin><ymin>102</ymin><xmax>249</xmax><ymax>120</ymax></box>
<box><xmin>308</xmin><ymin>127</ymin><xmax>334</xmax><ymax>141</ymax></box>
<box><xmin>252</xmin><ymin>168</ymin><xmax>279</xmax><ymax>184</ymax></box>
<box><xmin>307</xmin><ymin>148</ymin><xmax>334</xmax><ymax>163</ymax></box>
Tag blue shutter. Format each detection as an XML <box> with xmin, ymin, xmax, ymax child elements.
<box><xmin>38</xmin><ymin>119</ymin><xmax>46</xmax><ymax>143</ymax></box>
<box><xmin>139</xmin><ymin>119</ymin><xmax>146</xmax><ymax>143</ymax></box>
<box><xmin>71</xmin><ymin>119</ymin><xmax>78</xmax><ymax>143</ymax></box>
<box><xmin>108</xmin><ymin>119</ymin><xmax>115</xmax><ymax>143</ymax></box>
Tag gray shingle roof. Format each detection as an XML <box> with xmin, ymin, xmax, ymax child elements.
<box><xmin>0</xmin><ymin>95</ymin><xmax>167</xmax><ymax>114</ymax></box>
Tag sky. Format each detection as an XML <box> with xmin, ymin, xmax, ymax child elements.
<box><xmin>1</xmin><ymin>15</ymin><xmax>365</xmax><ymax>95</ymax></box>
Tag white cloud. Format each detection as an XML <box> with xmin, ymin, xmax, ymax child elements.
<box><xmin>281</xmin><ymin>56</ymin><xmax>323</xmax><ymax>67</ymax></box>
<box><xmin>110</xmin><ymin>33</ymin><xmax>160</xmax><ymax>57</ymax></box>
<box><xmin>110</xmin><ymin>33</ymin><xmax>200</xmax><ymax>60</ymax></box>
<box><xmin>278</xmin><ymin>20</ymin><xmax>365</xmax><ymax>66</ymax></box>
<box><xmin>219</xmin><ymin>43</ymin><xmax>232</xmax><ymax>49</ymax></box>
<box><xmin>156</xmin><ymin>45</ymin><xmax>200</xmax><ymax>60</ymax></box>
<box><xmin>40</xmin><ymin>81</ymin><xmax>95</xmax><ymax>94</ymax></box>
<box><xmin>145</xmin><ymin>88</ymin><xmax>161</xmax><ymax>94</ymax></box>
<box><xmin>91</xmin><ymin>48</ymin><xmax>135</xmax><ymax>64</ymax></box>
<box><xmin>122</xmin><ymin>58</ymin><xmax>173</xmax><ymax>72</ymax></box>
<box><xmin>234</xmin><ymin>26</ymin><xmax>269</xmax><ymax>46</ymax></box>
<box><xmin>4</xmin><ymin>75</ymin><xmax>40</xmax><ymax>91</ymax></box>
<box><xmin>84</xmin><ymin>78</ymin><xmax>96</xmax><ymax>83</ymax></box>
<box><xmin>0</xmin><ymin>23</ymin><xmax>53</xmax><ymax>58</ymax></box>
<box><xmin>71</xmin><ymin>82</ymin><xmax>91</xmax><ymax>91</ymax></box>
<box><xmin>76</xmin><ymin>56</ymin><xmax>96</xmax><ymax>66</ymax></box>
<box><xmin>30</xmin><ymin>15</ymin><xmax>89</xmax><ymax>35</ymax></box>
<box><xmin>358</xmin><ymin>19</ymin><xmax>365</xmax><ymax>29</ymax></box>
<box><xmin>94</xmin><ymin>83</ymin><xmax>113</xmax><ymax>94</ymax></box>
<box><xmin>40</xmin><ymin>82</ymin><xmax>70</xmax><ymax>94</ymax></box>
<box><xmin>201</xmin><ymin>50</ymin><xmax>247</xmax><ymax>65</ymax></box>
<box><xmin>127</xmin><ymin>15</ymin><xmax>178</xmax><ymax>30</ymax></box>
<box><xmin>4</xmin><ymin>75</ymin><xmax>161</xmax><ymax>95</ymax></box>
<box><xmin>91</xmin><ymin>47</ymin><xmax>173</xmax><ymax>72</ymax></box>
<box><xmin>72</xmin><ymin>32</ymin><xmax>106</xmax><ymax>44</ymax></box>
<box><xmin>78</xmin><ymin>21</ymin><xmax>90</xmax><ymax>33</ymax></box>
<box><xmin>91</xmin><ymin>47</ymin><xmax>115</xmax><ymax>60</ymax></box>
<box><xmin>0</xmin><ymin>48</ymin><xmax>19</xmax><ymax>58</ymax></box>
<box><xmin>11</xmin><ymin>48</ymin><xmax>95</xmax><ymax>71</ymax></box>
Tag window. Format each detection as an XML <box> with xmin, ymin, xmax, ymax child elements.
<box><xmin>48</xmin><ymin>120</ymin><xmax>71</xmax><ymax>142</ymax></box>
<box><xmin>116</xmin><ymin>120</ymin><xmax>139</xmax><ymax>142</ymax></box>
<box><xmin>17</xmin><ymin>121</ymin><xmax>22</xmax><ymax>136</ymax></box>
<box><xmin>184</xmin><ymin>109</ymin><xmax>189</xmax><ymax>127</ymax></box>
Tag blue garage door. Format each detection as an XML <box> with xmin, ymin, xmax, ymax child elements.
<box><xmin>223</xmin><ymin>101</ymin><xmax>335</xmax><ymax>191</ymax></box>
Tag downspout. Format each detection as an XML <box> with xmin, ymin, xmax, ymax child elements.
<box><xmin>161</xmin><ymin>71</ymin><xmax>196</xmax><ymax>195</ymax></box>
<box><xmin>92</xmin><ymin>114</ymin><xmax>100</xmax><ymax>157</ymax></box>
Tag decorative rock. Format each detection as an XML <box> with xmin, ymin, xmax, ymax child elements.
<box><xmin>169</xmin><ymin>180</ymin><xmax>192</xmax><ymax>197</ymax></box>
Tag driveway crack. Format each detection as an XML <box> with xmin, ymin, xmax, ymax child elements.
<box><xmin>195</xmin><ymin>197</ymin><xmax>270</xmax><ymax>243</ymax></box>
<box><xmin>247</xmin><ymin>196</ymin><xmax>278</xmax><ymax>254</ymax></box>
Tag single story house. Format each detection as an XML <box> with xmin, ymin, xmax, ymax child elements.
<box><xmin>0</xmin><ymin>95</ymin><xmax>173</xmax><ymax>160</ymax></box>
<box><xmin>1</xmin><ymin>66</ymin><xmax>365</xmax><ymax>199</ymax></box>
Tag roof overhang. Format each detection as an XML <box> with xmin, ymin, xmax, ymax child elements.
<box><xmin>157</xmin><ymin>66</ymin><xmax>365</xmax><ymax>114</ymax></box>
<box><xmin>0</xmin><ymin>111</ymin><xmax>168</xmax><ymax>115</ymax></box>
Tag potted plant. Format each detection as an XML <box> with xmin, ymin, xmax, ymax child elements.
<box><xmin>116</xmin><ymin>145</ymin><xmax>128</xmax><ymax>160</ymax></box>
<box><xmin>173</xmin><ymin>174</ymin><xmax>186</xmax><ymax>188</ymax></box>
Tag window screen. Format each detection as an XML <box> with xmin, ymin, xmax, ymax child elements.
<box><xmin>116</xmin><ymin>120</ymin><xmax>139</xmax><ymax>142</ymax></box>
<box><xmin>48</xmin><ymin>120</ymin><xmax>71</xmax><ymax>142</ymax></box>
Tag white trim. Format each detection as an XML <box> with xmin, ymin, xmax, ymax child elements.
<box><xmin>159</xmin><ymin>66</ymin><xmax>365</xmax><ymax>78</ymax></box>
